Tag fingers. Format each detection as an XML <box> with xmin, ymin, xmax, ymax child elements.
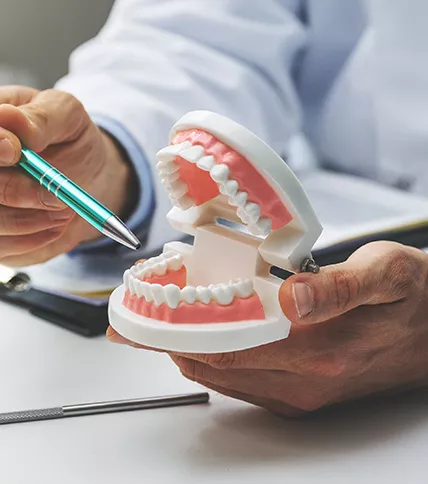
<box><xmin>279</xmin><ymin>241</ymin><xmax>422</xmax><ymax>325</ymax></box>
<box><xmin>0</xmin><ymin>85</ymin><xmax>38</xmax><ymax>106</ymax></box>
<box><xmin>0</xmin><ymin>227</ymin><xmax>65</xmax><ymax>259</ymax></box>
<box><xmin>0</xmin><ymin>89</ymin><xmax>90</xmax><ymax>157</ymax></box>
<box><xmin>0</xmin><ymin>168</ymin><xmax>65</xmax><ymax>210</ymax></box>
<box><xmin>106</xmin><ymin>326</ymin><xmax>167</xmax><ymax>353</ymax></box>
<box><xmin>0</xmin><ymin>206</ymin><xmax>73</xmax><ymax>236</ymax></box>
<box><xmin>192</xmin><ymin>380</ymin><xmax>304</xmax><ymax>418</ymax></box>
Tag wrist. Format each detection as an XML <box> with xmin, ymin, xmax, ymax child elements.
<box><xmin>99</xmin><ymin>130</ymin><xmax>139</xmax><ymax>220</ymax></box>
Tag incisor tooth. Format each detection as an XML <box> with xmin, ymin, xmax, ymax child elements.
<box><xmin>210</xmin><ymin>164</ymin><xmax>230</xmax><ymax>183</ymax></box>
<box><xmin>196</xmin><ymin>155</ymin><xmax>215</xmax><ymax>171</ymax></box>
<box><xmin>196</xmin><ymin>286</ymin><xmax>211</xmax><ymax>304</ymax></box>
<box><xmin>123</xmin><ymin>270</ymin><xmax>131</xmax><ymax>288</ymax></box>
<box><xmin>128</xmin><ymin>277</ymin><xmax>136</xmax><ymax>295</ymax></box>
<box><xmin>164</xmin><ymin>284</ymin><xmax>181</xmax><ymax>309</ymax></box>
<box><xmin>179</xmin><ymin>145</ymin><xmax>205</xmax><ymax>162</ymax></box>
<box><xmin>151</xmin><ymin>284</ymin><xmax>165</xmax><ymax>306</ymax></box>
<box><xmin>181</xmin><ymin>286</ymin><xmax>197</xmax><ymax>304</ymax></box>
<box><xmin>211</xmin><ymin>284</ymin><xmax>234</xmax><ymax>305</ymax></box>
<box><xmin>135</xmin><ymin>280</ymin><xmax>144</xmax><ymax>298</ymax></box>
<box><xmin>157</xmin><ymin>141</ymin><xmax>192</xmax><ymax>162</ymax></box>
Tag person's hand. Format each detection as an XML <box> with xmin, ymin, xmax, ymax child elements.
<box><xmin>107</xmin><ymin>241</ymin><xmax>428</xmax><ymax>417</ymax></box>
<box><xmin>0</xmin><ymin>86</ymin><xmax>137</xmax><ymax>267</ymax></box>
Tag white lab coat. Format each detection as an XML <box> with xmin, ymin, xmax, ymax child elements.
<box><xmin>52</xmin><ymin>0</ymin><xmax>428</xmax><ymax>281</ymax></box>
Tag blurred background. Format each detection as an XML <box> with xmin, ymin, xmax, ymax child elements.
<box><xmin>0</xmin><ymin>0</ymin><xmax>114</xmax><ymax>87</ymax></box>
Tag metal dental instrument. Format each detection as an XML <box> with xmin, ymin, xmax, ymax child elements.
<box><xmin>18</xmin><ymin>147</ymin><xmax>141</xmax><ymax>250</ymax></box>
<box><xmin>0</xmin><ymin>392</ymin><xmax>210</xmax><ymax>425</ymax></box>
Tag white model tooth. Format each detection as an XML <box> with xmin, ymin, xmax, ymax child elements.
<box><xmin>130</xmin><ymin>265</ymin><xmax>139</xmax><ymax>277</ymax></box>
<box><xmin>196</xmin><ymin>286</ymin><xmax>211</xmax><ymax>304</ymax></box>
<box><xmin>232</xmin><ymin>279</ymin><xmax>254</xmax><ymax>298</ymax></box>
<box><xmin>123</xmin><ymin>270</ymin><xmax>131</xmax><ymax>289</ymax></box>
<box><xmin>196</xmin><ymin>155</ymin><xmax>215</xmax><ymax>171</ymax></box>
<box><xmin>210</xmin><ymin>164</ymin><xmax>230</xmax><ymax>183</ymax></box>
<box><xmin>156</xmin><ymin>160</ymin><xmax>179</xmax><ymax>175</ymax></box>
<box><xmin>244</xmin><ymin>202</ymin><xmax>261</xmax><ymax>224</ymax></box>
<box><xmin>153</xmin><ymin>260</ymin><xmax>168</xmax><ymax>276</ymax></box>
<box><xmin>164</xmin><ymin>284</ymin><xmax>181</xmax><ymax>309</ymax></box>
<box><xmin>151</xmin><ymin>284</ymin><xmax>165</xmax><ymax>306</ymax></box>
<box><xmin>128</xmin><ymin>277</ymin><xmax>136</xmax><ymax>296</ymax></box>
<box><xmin>157</xmin><ymin>141</ymin><xmax>192</xmax><ymax>162</ymax></box>
<box><xmin>167</xmin><ymin>254</ymin><xmax>183</xmax><ymax>272</ymax></box>
<box><xmin>169</xmin><ymin>180</ymin><xmax>188</xmax><ymax>199</ymax></box>
<box><xmin>230</xmin><ymin>191</ymin><xmax>248</xmax><ymax>207</ymax></box>
<box><xmin>249</xmin><ymin>217</ymin><xmax>272</xmax><ymax>236</ymax></box>
<box><xmin>175</xmin><ymin>195</ymin><xmax>194</xmax><ymax>210</ymax></box>
<box><xmin>134</xmin><ymin>280</ymin><xmax>144</xmax><ymax>298</ymax></box>
<box><xmin>178</xmin><ymin>145</ymin><xmax>205</xmax><ymax>163</ymax></box>
<box><xmin>237</xmin><ymin>207</ymin><xmax>251</xmax><ymax>224</ymax></box>
<box><xmin>181</xmin><ymin>286</ymin><xmax>197</xmax><ymax>304</ymax></box>
<box><xmin>211</xmin><ymin>284</ymin><xmax>234</xmax><ymax>305</ymax></box>
<box><xmin>136</xmin><ymin>262</ymin><xmax>146</xmax><ymax>272</ymax></box>
<box><xmin>224</xmin><ymin>179</ymin><xmax>239</xmax><ymax>197</ymax></box>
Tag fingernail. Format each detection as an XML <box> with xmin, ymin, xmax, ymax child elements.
<box><xmin>40</xmin><ymin>189</ymin><xmax>64</xmax><ymax>208</ymax></box>
<box><xmin>49</xmin><ymin>210</ymin><xmax>73</xmax><ymax>222</ymax></box>
<box><xmin>292</xmin><ymin>282</ymin><xmax>314</xmax><ymax>318</ymax></box>
<box><xmin>108</xmin><ymin>332</ymin><xmax>127</xmax><ymax>345</ymax></box>
<box><xmin>0</xmin><ymin>139</ymin><xmax>15</xmax><ymax>164</ymax></box>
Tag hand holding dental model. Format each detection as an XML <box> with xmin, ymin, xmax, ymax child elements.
<box><xmin>108</xmin><ymin>112</ymin><xmax>428</xmax><ymax>415</ymax></box>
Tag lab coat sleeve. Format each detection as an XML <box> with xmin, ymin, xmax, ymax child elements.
<box><xmin>56</xmin><ymin>0</ymin><xmax>307</xmax><ymax>256</ymax></box>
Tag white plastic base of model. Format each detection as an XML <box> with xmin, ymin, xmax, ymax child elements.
<box><xmin>109</xmin><ymin>285</ymin><xmax>291</xmax><ymax>354</ymax></box>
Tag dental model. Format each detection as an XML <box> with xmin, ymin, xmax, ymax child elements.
<box><xmin>108</xmin><ymin>111</ymin><xmax>322</xmax><ymax>353</ymax></box>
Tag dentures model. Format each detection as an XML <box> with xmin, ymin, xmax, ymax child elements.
<box><xmin>108</xmin><ymin>111</ymin><xmax>322</xmax><ymax>353</ymax></box>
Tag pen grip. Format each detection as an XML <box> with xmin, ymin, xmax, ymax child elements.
<box><xmin>19</xmin><ymin>149</ymin><xmax>112</xmax><ymax>230</ymax></box>
<box><xmin>0</xmin><ymin>407</ymin><xmax>64</xmax><ymax>424</ymax></box>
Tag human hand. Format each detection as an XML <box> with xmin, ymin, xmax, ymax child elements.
<box><xmin>108</xmin><ymin>242</ymin><xmax>428</xmax><ymax>417</ymax></box>
<box><xmin>0</xmin><ymin>86</ymin><xmax>136</xmax><ymax>266</ymax></box>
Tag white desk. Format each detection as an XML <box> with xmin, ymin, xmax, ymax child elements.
<box><xmin>1</xmin><ymin>301</ymin><xmax>428</xmax><ymax>483</ymax></box>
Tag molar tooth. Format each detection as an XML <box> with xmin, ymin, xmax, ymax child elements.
<box><xmin>249</xmin><ymin>217</ymin><xmax>272</xmax><ymax>236</ymax></box>
<box><xmin>232</xmin><ymin>279</ymin><xmax>254</xmax><ymax>298</ymax></box>
<box><xmin>164</xmin><ymin>284</ymin><xmax>181</xmax><ymax>309</ymax></box>
<box><xmin>156</xmin><ymin>160</ymin><xmax>179</xmax><ymax>175</ymax></box>
<box><xmin>178</xmin><ymin>145</ymin><xmax>205</xmax><ymax>163</ymax></box>
<box><xmin>176</xmin><ymin>195</ymin><xmax>194</xmax><ymax>210</ymax></box>
<box><xmin>230</xmin><ymin>191</ymin><xmax>248</xmax><ymax>207</ymax></box>
<box><xmin>156</xmin><ymin>141</ymin><xmax>192</xmax><ymax>162</ymax></box>
<box><xmin>224</xmin><ymin>180</ymin><xmax>239</xmax><ymax>197</ymax></box>
<box><xmin>151</xmin><ymin>284</ymin><xmax>165</xmax><ymax>306</ymax></box>
<box><xmin>169</xmin><ymin>180</ymin><xmax>188</xmax><ymax>199</ymax></box>
<box><xmin>237</xmin><ymin>207</ymin><xmax>251</xmax><ymax>224</ymax></box>
<box><xmin>153</xmin><ymin>260</ymin><xmax>167</xmax><ymax>276</ymax></box>
<box><xmin>211</xmin><ymin>284</ymin><xmax>234</xmax><ymax>305</ymax></box>
<box><xmin>244</xmin><ymin>202</ymin><xmax>261</xmax><ymax>224</ymax></box>
<box><xmin>210</xmin><ymin>164</ymin><xmax>230</xmax><ymax>183</ymax></box>
<box><xmin>196</xmin><ymin>155</ymin><xmax>215</xmax><ymax>171</ymax></box>
<box><xmin>181</xmin><ymin>286</ymin><xmax>197</xmax><ymax>304</ymax></box>
<box><xmin>196</xmin><ymin>286</ymin><xmax>211</xmax><ymax>304</ymax></box>
<box><xmin>167</xmin><ymin>254</ymin><xmax>183</xmax><ymax>271</ymax></box>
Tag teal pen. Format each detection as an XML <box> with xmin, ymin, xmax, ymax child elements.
<box><xmin>18</xmin><ymin>148</ymin><xmax>141</xmax><ymax>250</ymax></box>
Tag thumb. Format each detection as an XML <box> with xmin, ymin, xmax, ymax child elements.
<box><xmin>279</xmin><ymin>241</ymin><xmax>419</xmax><ymax>325</ymax></box>
<box><xmin>0</xmin><ymin>89</ymin><xmax>90</xmax><ymax>155</ymax></box>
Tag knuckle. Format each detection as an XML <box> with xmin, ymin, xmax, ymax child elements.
<box><xmin>203</xmin><ymin>352</ymin><xmax>237</xmax><ymax>370</ymax></box>
<box><xmin>385</xmin><ymin>248</ymin><xmax>417</xmax><ymax>298</ymax></box>
<box><xmin>331</xmin><ymin>269</ymin><xmax>359</xmax><ymax>311</ymax></box>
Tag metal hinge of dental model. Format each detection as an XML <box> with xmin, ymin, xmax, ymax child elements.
<box><xmin>300</xmin><ymin>256</ymin><xmax>320</xmax><ymax>274</ymax></box>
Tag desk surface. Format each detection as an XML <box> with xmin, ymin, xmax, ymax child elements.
<box><xmin>1</xmin><ymin>302</ymin><xmax>428</xmax><ymax>483</ymax></box>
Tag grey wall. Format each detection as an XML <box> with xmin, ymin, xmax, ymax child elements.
<box><xmin>0</xmin><ymin>0</ymin><xmax>115</xmax><ymax>88</ymax></box>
